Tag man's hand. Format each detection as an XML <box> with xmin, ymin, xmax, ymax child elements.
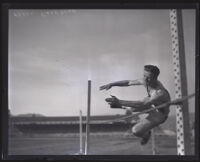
<box><xmin>100</xmin><ymin>83</ymin><xmax>112</xmax><ymax>91</ymax></box>
<box><xmin>105</xmin><ymin>95</ymin><xmax>122</xmax><ymax>108</ymax></box>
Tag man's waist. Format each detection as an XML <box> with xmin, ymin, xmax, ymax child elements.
<box><xmin>156</xmin><ymin>108</ymin><xmax>169</xmax><ymax>117</ymax></box>
<box><xmin>150</xmin><ymin>107</ymin><xmax>169</xmax><ymax>117</ymax></box>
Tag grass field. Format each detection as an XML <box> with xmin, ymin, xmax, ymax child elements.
<box><xmin>8</xmin><ymin>132</ymin><xmax>193</xmax><ymax>155</ymax></box>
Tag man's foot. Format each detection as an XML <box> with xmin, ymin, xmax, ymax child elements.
<box><xmin>140</xmin><ymin>131</ymin><xmax>151</xmax><ymax>145</ymax></box>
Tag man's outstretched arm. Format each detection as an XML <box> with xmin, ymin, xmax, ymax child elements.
<box><xmin>118</xmin><ymin>100</ymin><xmax>148</xmax><ymax>111</ymax></box>
<box><xmin>100</xmin><ymin>79</ymin><xmax>144</xmax><ymax>90</ymax></box>
<box><xmin>105</xmin><ymin>95</ymin><xmax>143</xmax><ymax>111</ymax></box>
<box><xmin>119</xmin><ymin>90</ymin><xmax>166</xmax><ymax>111</ymax></box>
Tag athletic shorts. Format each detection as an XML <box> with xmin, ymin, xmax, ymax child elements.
<box><xmin>132</xmin><ymin>110</ymin><xmax>168</xmax><ymax>136</ymax></box>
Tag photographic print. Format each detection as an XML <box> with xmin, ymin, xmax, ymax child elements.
<box><xmin>4</xmin><ymin>6</ymin><xmax>197</xmax><ymax>158</ymax></box>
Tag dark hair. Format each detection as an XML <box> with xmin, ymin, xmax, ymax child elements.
<box><xmin>144</xmin><ymin>65</ymin><xmax>160</xmax><ymax>78</ymax></box>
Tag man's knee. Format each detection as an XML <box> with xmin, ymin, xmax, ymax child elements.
<box><xmin>132</xmin><ymin>127</ymin><xmax>143</xmax><ymax>137</ymax></box>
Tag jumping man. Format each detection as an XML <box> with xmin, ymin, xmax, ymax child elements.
<box><xmin>100</xmin><ymin>65</ymin><xmax>172</xmax><ymax>145</ymax></box>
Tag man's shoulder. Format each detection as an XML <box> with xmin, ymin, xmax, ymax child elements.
<box><xmin>157</xmin><ymin>80</ymin><xmax>165</xmax><ymax>87</ymax></box>
<box><xmin>155</xmin><ymin>86</ymin><xmax>170</xmax><ymax>100</ymax></box>
<box><xmin>155</xmin><ymin>89</ymin><xmax>167</xmax><ymax>95</ymax></box>
<box><xmin>156</xmin><ymin>81</ymin><xmax>168</xmax><ymax>90</ymax></box>
<box><xmin>153</xmin><ymin>81</ymin><xmax>169</xmax><ymax>95</ymax></box>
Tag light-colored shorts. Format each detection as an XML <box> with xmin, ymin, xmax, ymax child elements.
<box><xmin>132</xmin><ymin>110</ymin><xmax>168</xmax><ymax>136</ymax></box>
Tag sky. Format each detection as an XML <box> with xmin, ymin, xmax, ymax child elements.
<box><xmin>8</xmin><ymin>9</ymin><xmax>196</xmax><ymax>117</ymax></box>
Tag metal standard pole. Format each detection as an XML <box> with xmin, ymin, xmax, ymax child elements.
<box><xmin>79</xmin><ymin>110</ymin><xmax>83</xmax><ymax>154</ymax></box>
<box><xmin>169</xmin><ymin>9</ymin><xmax>191</xmax><ymax>155</ymax></box>
<box><xmin>85</xmin><ymin>80</ymin><xmax>91</xmax><ymax>155</ymax></box>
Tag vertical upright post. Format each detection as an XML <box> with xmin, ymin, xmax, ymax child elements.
<box><xmin>85</xmin><ymin>80</ymin><xmax>91</xmax><ymax>155</ymax></box>
<box><xmin>79</xmin><ymin>110</ymin><xmax>83</xmax><ymax>154</ymax></box>
<box><xmin>169</xmin><ymin>9</ymin><xmax>191</xmax><ymax>155</ymax></box>
<box><xmin>151</xmin><ymin>129</ymin><xmax>156</xmax><ymax>155</ymax></box>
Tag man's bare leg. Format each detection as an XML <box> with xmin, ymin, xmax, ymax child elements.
<box><xmin>140</xmin><ymin>131</ymin><xmax>151</xmax><ymax>145</ymax></box>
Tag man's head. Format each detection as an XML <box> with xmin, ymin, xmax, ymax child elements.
<box><xmin>144</xmin><ymin>65</ymin><xmax>160</xmax><ymax>85</ymax></box>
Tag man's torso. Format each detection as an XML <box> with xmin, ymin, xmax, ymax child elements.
<box><xmin>145</xmin><ymin>81</ymin><xmax>171</xmax><ymax>116</ymax></box>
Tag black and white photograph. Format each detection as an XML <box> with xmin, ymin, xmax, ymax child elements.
<box><xmin>4</xmin><ymin>5</ymin><xmax>197</xmax><ymax>158</ymax></box>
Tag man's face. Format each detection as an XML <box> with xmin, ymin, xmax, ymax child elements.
<box><xmin>144</xmin><ymin>70</ymin><xmax>155</xmax><ymax>85</ymax></box>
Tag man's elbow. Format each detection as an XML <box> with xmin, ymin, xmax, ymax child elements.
<box><xmin>131</xmin><ymin>101</ymin><xmax>148</xmax><ymax>109</ymax></box>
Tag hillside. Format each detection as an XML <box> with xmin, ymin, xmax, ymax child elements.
<box><xmin>15</xmin><ymin>113</ymin><xmax>45</xmax><ymax>117</ymax></box>
<box><xmin>11</xmin><ymin>112</ymin><xmax>195</xmax><ymax>132</ymax></box>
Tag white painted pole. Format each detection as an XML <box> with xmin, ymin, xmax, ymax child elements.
<box><xmin>169</xmin><ymin>9</ymin><xmax>191</xmax><ymax>155</ymax></box>
<box><xmin>151</xmin><ymin>129</ymin><xmax>156</xmax><ymax>155</ymax></box>
<box><xmin>79</xmin><ymin>110</ymin><xmax>83</xmax><ymax>154</ymax></box>
<box><xmin>85</xmin><ymin>80</ymin><xmax>91</xmax><ymax>155</ymax></box>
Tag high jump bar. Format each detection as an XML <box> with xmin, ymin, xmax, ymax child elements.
<box><xmin>101</xmin><ymin>93</ymin><xmax>195</xmax><ymax>124</ymax></box>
